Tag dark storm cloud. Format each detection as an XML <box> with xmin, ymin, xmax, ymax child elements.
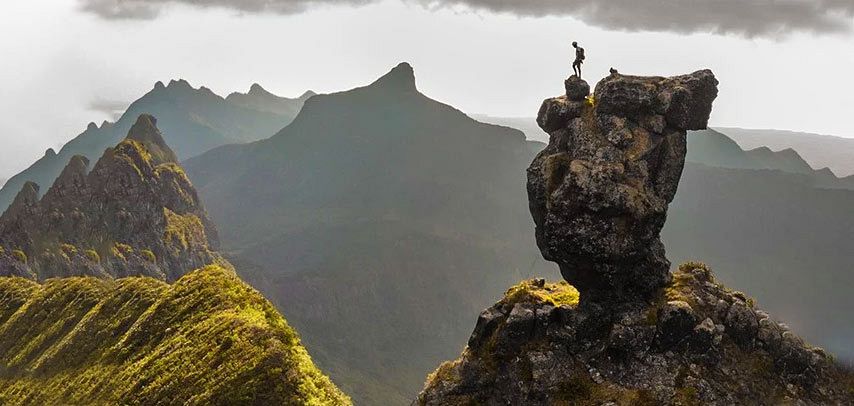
<box><xmin>78</xmin><ymin>0</ymin><xmax>854</xmax><ymax>37</ymax></box>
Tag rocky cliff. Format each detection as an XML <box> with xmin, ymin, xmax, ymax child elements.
<box><xmin>0</xmin><ymin>114</ymin><xmax>221</xmax><ymax>281</ymax></box>
<box><xmin>418</xmin><ymin>72</ymin><xmax>853</xmax><ymax>405</ymax></box>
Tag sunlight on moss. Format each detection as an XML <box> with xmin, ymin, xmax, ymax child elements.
<box><xmin>0</xmin><ymin>265</ymin><xmax>350</xmax><ymax>405</ymax></box>
<box><xmin>503</xmin><ymin>279</ymin><xmax>580</xmax><ymax>308</ymax></box>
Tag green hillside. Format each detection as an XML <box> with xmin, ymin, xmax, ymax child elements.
<box><xmin>0</xmin><ymin>265</ymin><xmax>350</xmax><ymax>405</ymax></box>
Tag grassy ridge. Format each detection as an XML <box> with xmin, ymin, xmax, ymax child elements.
<box><xmin>0</xmin><ymin>266</ymin><xmax>350</xmax><ymax>405</ymax></box>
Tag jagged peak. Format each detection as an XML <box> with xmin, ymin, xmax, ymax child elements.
<box><xmin>154</xmin><ymin>81</ymin><xmax>166</xmax><ymax>90</ymax></box>
<box><xmin>15</xmin><ymin>181</ymin><xmax>39</xmax><ymax>202</ymax></box>
<box><xmin>41</xmin><ymin>156</ymin><xmax>90</xmax><ymax>203</ymax></box>
<box><xmin>167</xmin><ymin>79</ymin><xmax>193</xmax><ymax>89</ymax></box>
<box><xmin>299</xmin><ymin>90</ymin><xmax>317</xmax><ymax>100</ymax></box>
<box><xmin>44</xmin><ymin>148</ymin><xmax>56</xmax><ymax>157</ymax></box>
<box><xmin>816</xmin><ymin>167</ymin><xmax>835</xmax><ymax>176</ymax></box>
<box><xmin>2</xmin><ymin>181</ymin><xmax>40</xmax><ymax>219</ymax></box>
<box><xmin>124</xmin><ymin>114</ymin><xmax>178</xmax><ymax>164</ymax></box>
<box><xmin>368</xmin><ymin>62</ymin><xmax>417</xmax><ymax>92</ymax></box>
<box><xmin>63</xmin><ymin>155</ymin><xmax>90</xmax><ymax>174</ymax></box>
<box><xmin>87</xmin><ymin>122</ymin><xmax>98</xmax><ymax>131</ymax></box>
<box><xmin>248</xmin><ymin>83</ymin><xmax>268</xmax><ymax>95</ymax></box>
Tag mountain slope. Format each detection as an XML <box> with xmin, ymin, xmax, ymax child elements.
<box><xmin>0</xmin><ymin>265</ymin><xmax>349</xmax><ymax>405</ymax></box>
<box><xmin>185</xmin><ymin>64</ymin><xmax>854</xmax><ymax>402</ymax></box>
<box><xmin>227</xmin><ymin>84</ymin><xmax>316</xmax><ymax>116</ymax></box>
<box><xmin>0</xmin><ymin>115</ymin><xmax>220</xmax><ymax>281</ymax></box>
<box><xmin>687</xmin><ymin>128</ymin><xmax>854</xmax><ymax>189</ymax></box>
<box><xmin>665</xmin><ymin>162</ymin><xmax>854</xmax><ymax>362</ymax></box>
<box><xmin>0</xmin><ymin>81</ymin><xmax>311</xmax><ymax>212</ymax></box>
<box><xmin>185</xmin><ymin>63</ymin><xmax>552</xmax><ymax>404</ymax></box>
<box><xmin>0</xmin><ymin>115</ymin><xmax>349</xmax><ymax>404</ymax></box>
<box><xmin>719</xmin><ymin>127</ymin><xmax>854</xmax><ymax>177</ymax></box>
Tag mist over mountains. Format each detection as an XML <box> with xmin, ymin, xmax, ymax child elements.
<box><xmin>184</xmin><ymin>63</ymin><xmax>552</xmax><ymax>403</ymax></box>
<box><xmin>720</xmin><ymin>127</ymin><xmax>854</xmax><ymax>177</ymax></box>
<box><xmin>0</xmin><ymin>118</ymin><xmax>348</xmax><ymax>405</ymax></box>
<box><xmin>2</xmin><ymin>63</ymin><xmax>852</xmax><ymax>404</ymax></box>
<box><xmin>0</xmin><ymin>80</ymin><xmax>312</xmax><ymax>211</ymax></box>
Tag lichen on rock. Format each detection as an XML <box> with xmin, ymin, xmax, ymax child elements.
<box><xmin>528</xmin><ymin>70</ymin><xmax>718</xmax><ymax>302</ymax></box>
<box><xmin>419</xmin><ymin>264</ymin><xmax>854</xmax><ymax>405</ymax></box>
<box><xmin>419</xmin><ymin>71</ymin><xmax>853</xmax><ymax>405</ymax></box>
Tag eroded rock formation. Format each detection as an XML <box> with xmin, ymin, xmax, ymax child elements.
<box><xmin>528</xmin><ymin>70</ymin><xmax>718</xmax><ymax>302</ymax></box>
<box><xmin>418</xmin><ymin>72</ymin><xmax>853</xmax><ymax>405</ymax></box>
<box><xmin>418</xmin><ymin>264</ymin><xmax>853</xmax><ymax>405</ymax></box>
<box><xmin>0</xmin><ymin>114</ymin><xmax>220</xmax><ymax>280</ymax></box>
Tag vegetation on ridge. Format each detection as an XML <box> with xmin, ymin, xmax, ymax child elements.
<box><xmin>0</xmin><ymin>265</ymin><xmax>350</xmax><ymax>405</ymax></box>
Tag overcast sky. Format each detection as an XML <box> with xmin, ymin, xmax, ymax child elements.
<box><xmin>1</xmin><ymin>0</ymin><xmax>853</xmax><ymax>179</ymax></box>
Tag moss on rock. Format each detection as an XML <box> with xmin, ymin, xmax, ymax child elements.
<box><xmin>0</xmin><ymin>265</ymin><xmax>350</xmax><ymax>405</ymax></box>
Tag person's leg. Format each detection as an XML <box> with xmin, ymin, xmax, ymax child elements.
<box><xmin>578</xmin><ymin>63</ymin><xmax>582</xmax><ymax>79</ymax></box>
<box><xmin>572</xmin><ymin>61</ymin><xmax>579</xmax><ymax>76</ymax></box>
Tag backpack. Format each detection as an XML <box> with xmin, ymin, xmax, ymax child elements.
<box><xmin>579</xmin><ymin>48</ymin><xmax>586</xmax><ymax>61</ymax></box>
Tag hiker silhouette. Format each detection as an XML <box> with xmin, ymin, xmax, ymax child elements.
<box><xmin>572</xmin><ymin>41</ymin><xmax>585</xmax><ymax>78</ymax></box>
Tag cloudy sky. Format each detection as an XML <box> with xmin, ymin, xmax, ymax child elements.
<box><xmin>1</xmin><ymin>0</ymin><xmax>853</xmax><ymax>179</ymax></box>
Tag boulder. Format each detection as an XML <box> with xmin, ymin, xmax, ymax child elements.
<box><xmin>564</xmin><ymin>76</ymin><xmax>590</xmax><ymax>101</ymax></box>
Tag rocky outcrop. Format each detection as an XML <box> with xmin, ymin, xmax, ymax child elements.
<box><xmin>419</xmin><ymin>72</ymin><xmax>853</xmax><ymax>405</ymax></box>
<box><xmin>419</xmin><ymin>264</ymin><xmax>853</xmax><ymax>405</ymax></box>
<box><xmin>0</xmin><ymin>114</ymin><xmax>220</xmax><ymax>281</ymax></box>
<box><xmin>528</xmin><ymin>70</ymin><xmax>718</xmax><ymax>302</ymax></box>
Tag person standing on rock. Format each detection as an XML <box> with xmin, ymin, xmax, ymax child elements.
<box><xmin>572</xmin><ymin>41</ymin><xmax>585</xmax><ymax>78</ymax></box>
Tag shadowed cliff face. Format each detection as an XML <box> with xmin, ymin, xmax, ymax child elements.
<box><xmin>528</xmin><ymin>71</ymin><xmax>718</xmax><ymax>302</ymax></box>
<box><xmin>0</xmin><ymin>114</ymin><xmax>221</xmax><ymax>281</ymax></box>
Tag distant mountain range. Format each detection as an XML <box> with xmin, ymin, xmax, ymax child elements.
<box><xmin>183</xmin><ymin>65</ymin><xmax>854</xmax><ymax>403</ymax></box>
<box><xmin>185</xmin><ymin>63</ymin><xmax>551</xmax><ymax>404</ymax></box>
<box><xmin>686</xmin><ymin>128</ymin><xmax>854</xmax><ymax>189</ymax></box>
<box><xmin>0</xmin><ymin>80</ymin><xmax>312</xmax><ymax>211</ymax></box>
<box><xmin>720</xmin><ymin>127</ymin><xmax>854</xmax><ymax>177</ymax></box>
<box><xmin>2</xmin><ymin>65</ymin><xmax>852</xmax><ymax>404</ymax></box>
<box><xmin>479</xmin><ymin>116</ymin><xmax>854</xmax><ymax>185</ymax></box>
<box><xmin>0</xmin><ymin>118</ymin><xmax>349</xmax><ymax>404</ymax></box>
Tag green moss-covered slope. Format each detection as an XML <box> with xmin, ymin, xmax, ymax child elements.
<box><xmin>0</xmin><ymin>265</ymin><xmax>350</xmax><ymax>405</ymax></box>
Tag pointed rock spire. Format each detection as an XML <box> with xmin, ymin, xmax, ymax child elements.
<box><xmin>299</xmin><ymin>90</ymin><xmax>317</xmax><ymax>101</ymax></box>
<box><xmin>369</xmin><ymin>62</ymin><xmax>417</xmax><ymax>92</ymax></box>
<box><xmin>125</xmin><ymin>114</ymin><xmax>178</xmax><ymax>164</ymax></box>
<box><xmin>1</xmin><ymin>181</ymin><xmax>39</xmax><ymax>221</ymax></box>
<box><xmin>249</xmin><ymin>83</ymin><xmax>268</xmax><ymax>95</ymax></box>
<box><xmin>41</xmin><ymin>155</ymin><xmax>89</xmax><ymax>205</ymax></box>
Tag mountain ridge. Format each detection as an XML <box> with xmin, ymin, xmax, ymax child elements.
<box><xmin>0</xmin><ymin>114</ymin><xmax>220</xmax><ymax>281</ymax></box>
<box><xmin>0</xmin><ymin>79</ymin><xmax>312</xmax><ymax>212</ymax></box>
<box><xmin>0</xmin><ymin>265</ymin><xmax>350</xmax><ymax>405</ymax></box>
<box><xmin>184</xmin><ymin>62</ymin><xmax>550</xmax><ymax>404</ymax></box>
<box><xmin>0</xmin><ymin>114</ymin><xmax>350</xmax><ymax>404</ymax></box>
<box><xmin>717</xmin><ymin>127</ymin><xmax>854</xmax><ymax>177</ymax></box>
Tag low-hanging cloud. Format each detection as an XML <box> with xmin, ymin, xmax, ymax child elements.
<box><xmin>79</xmin><ymin>0</ymin><xmax>854</xmax><ymax>38</ymax></box>
<box><xmin>88</xmin><ymin>98</ymin><xmax>128</xmax><ymax>121</ymax></box>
